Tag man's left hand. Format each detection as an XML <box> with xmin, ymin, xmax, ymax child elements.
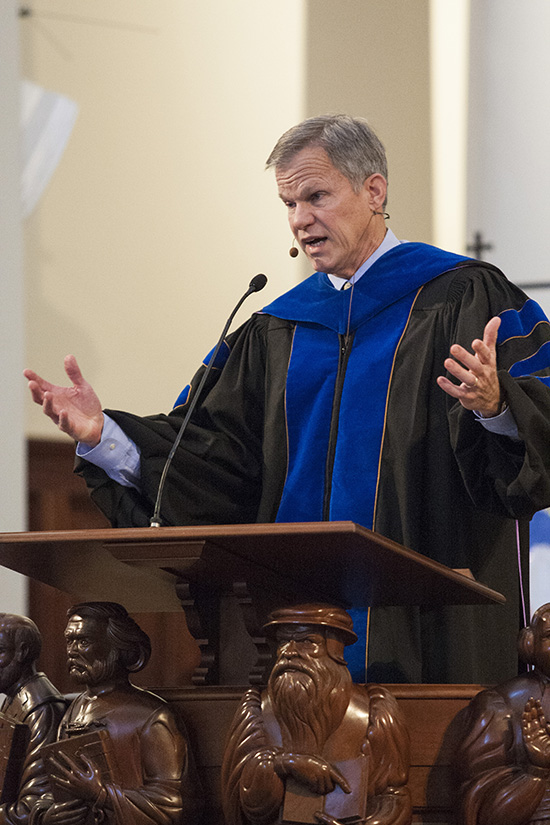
<box><xmin>437</xmin><ymin>316</ymin><xmax>503</xmax><ymax>417</ymax></box>
<box><xmin>49</xmin><ymin>751</ymin><xmax>104</xmax><ymax>805</ymax></box>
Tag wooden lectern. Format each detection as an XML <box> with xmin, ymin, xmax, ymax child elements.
<box><xmin>0</xmin><ymin>522</ymin><xmax>505</xmax><ymax>823</ymax></box>
<box><xmin>0</xmin><ymin>521</ymin><xmax>504</xmax><ymax>685</ymax></box>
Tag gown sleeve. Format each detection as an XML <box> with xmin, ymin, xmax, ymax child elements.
<box><xmin>445</xmin><ymin>266</ymin><xmax>550</xmax><ymax>519</ymax></box>
<box><xmin>364</xmin><ymin>685</ymin><xmax>412</xmax><ymax>825</ymax></box>
<box><xmin>220</xmin><ymin>688</ymin><xmax>284</xmax><ymax>825</ymax></box>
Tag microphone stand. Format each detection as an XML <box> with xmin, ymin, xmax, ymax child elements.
<box><xmin>150</xmin><ymin>273</ymin><xmax>267</xmax><ymax>527</ymax></box>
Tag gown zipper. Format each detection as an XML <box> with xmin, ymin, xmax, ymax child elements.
<box><xmin>322</xmin><ymin>329</ymin><xmax>355</xmax><ymax>520</ymax></box>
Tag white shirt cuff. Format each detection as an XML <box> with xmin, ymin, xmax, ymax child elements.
<box><xmin>474</xmin><ymin>405</ymin><xmax>520</xmax><ymax>441</ymax></box>
<box><xmin>76</xmin><ymin>415</ymin><xmax>142</xmax><ymax>488</ymax></box>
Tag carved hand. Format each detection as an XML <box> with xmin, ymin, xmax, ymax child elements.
<box><xmin>522</xmin><ymin>697</ymin><xmax>550</xmax><ymax>770</ymax></box>
<box><xmin>24</xmin><ymin>355</ymin><xmax>104</xmax><ymax>447</ymax></box>
<box><xmin>41</xmin><ymin>800</ymin><xmax>89</xmax><ymax>825</ymax></box>
<box><xmin>48</xmin><ymin>751</ymin><xmax>105</xmax><ymax>805</ymax></box>
<box><xmin>274</xmin><ymin>752</ymin><xmax>351</xmax><ymax>795</ymax></box>
<box><xmin>314</xmin><ymin>813</ymin><xmax>344</xmax><ymax>825</ymax></box>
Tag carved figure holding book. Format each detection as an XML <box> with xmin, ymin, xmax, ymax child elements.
<box><xmin>0</xmin><ymin>613</ymin><xmax>66</xmax><ymax>825</ymax></box>
<box><xmin>221</xmin><ymin>604</ymin><xmax>412</xmax><ymax>825</ymax></box>
<box><xmin>31</xmin><ymin>602</ymin><xmax>201</xmax><ymax>825</ymax></box>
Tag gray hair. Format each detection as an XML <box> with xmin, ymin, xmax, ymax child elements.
<box><xmin>266</xmin><ymin>114</ymin><xmax>388</xmax><ymax>198</ymax></box>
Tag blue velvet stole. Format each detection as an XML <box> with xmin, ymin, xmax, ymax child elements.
<box><xmin>499</xmin><ymin>299</ymin><xmax>550</xmax><ymax>386</ymax></box>
<box><xmin>263</xmin><ymin>242</ymin><xmax>469</xmax><ymax>680</ymax></box>
<box><xmin>262</xmin><ymin>242</ymin><xmax>470</xmax><ymax>527</ymax></box>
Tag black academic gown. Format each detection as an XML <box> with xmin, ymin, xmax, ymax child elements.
<box><xmin>76</xmin><ymin>249</ymin><xmax>550</xmax><ymax>684</ymax></box>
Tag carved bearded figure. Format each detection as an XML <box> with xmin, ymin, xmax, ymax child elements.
<box><xmin>221</xmin><ymin>604</ymin><xmax>411</xmax><ymax>825</ymax></box>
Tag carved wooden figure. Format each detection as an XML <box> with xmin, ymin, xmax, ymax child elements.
<box><xmin>30</xmin><ymin>602</ymin><xmax>202</xmax><ymax>825</ymax></box>
<box><xmin>0</xmin><ymin>613</ymin><xmax>67</xmax><ymax>825</ymax></box>
<box><xmin>221</xmin><ymin>604</ymin><xmax>412</xmax><ymax>825</ymax></box>
<box><xmin>458</xmin><ymin>602</ymin><xmax>550</xmax><ymax>825</ymax></box>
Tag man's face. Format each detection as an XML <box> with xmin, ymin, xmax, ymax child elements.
<box><xmin>274</xmin><ymin>625</ymin><xmax>328</xmax><ymax>674</ymax></box>
<box><xmin>533</xmin><ymin>611</ymin><xmax>550</xmax><ymax>676</ymax></box>
<box><xmin>276</xmin><ymin>146</ymin><xmax>386</xmax><ymax>279</ymax></box>
<box><xmin>268</xmin><ymin>623</ymin><xmax>350</xmax><ymax>752</ymax></box>
<box><xmin>65</xmin><ymin>615</ymin><xmax>114</xmax><ymax>686</ymax></box>
<box><xmin>0</xmin><ymin>630</ymin><xmax>22</xmax><ymax>694</ymax></box>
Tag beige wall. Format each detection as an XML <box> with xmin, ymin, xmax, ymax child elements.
<box><xmin>21</xmin><ymin>0</ymin><xmax>431</xmax><ymax>439</ymax></box>
<box><xmin>305</xmin><ymin>0</ymin><xmax>432</xmax><ymax>245</ymax></box>
<box><xmin>0</xmin><ymin>0</ymin><xmax>28</xmax><ymax>610</ymax></box>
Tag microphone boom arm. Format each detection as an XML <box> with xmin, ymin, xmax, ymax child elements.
<box><xmin>150</xmin><ymin>273</ymin><xmax>267</xmax><ymax>527</ymax></box>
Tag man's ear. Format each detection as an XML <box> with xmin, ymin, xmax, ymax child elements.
<box><xmin>363</xmin><ymin>173</ymin><xmax>387</xmax><ymax>211</ymax></box>
<box><xmin>15</xmin><ymin>643</ymin><xmax>29</xmax><ymax>664</ymax></box>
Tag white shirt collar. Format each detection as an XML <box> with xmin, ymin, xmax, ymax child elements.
<box><xmin>327</xmin><ymin>228</ymin><xmax>403</xmax><ymax>290</ymax></box>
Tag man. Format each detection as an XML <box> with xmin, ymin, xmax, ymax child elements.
<box><xmin>24</xmin><ymin>114</ymin><xmax>550</xmax><ymax>684</ymax></box>
<box><xmin>458</xmin><ymin>602</ymin><xmax>550</xmax><ymax>824</ymax></box>
<box><xmin>0</xmin><ymin>613</ymin><xmax>67</xmax><ymax>825</ymax></box>
<box><xmin>30</xmin><ymin>602</ymin><xmax>201</xmax><ymax>825</ymax></box>
<box><xmin>221</xmin><ymin>604</ymin><xmax>411</xmax><ymax>825</ymax></box>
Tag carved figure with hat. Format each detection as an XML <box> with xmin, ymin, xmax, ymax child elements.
<box><xmin>221</xmin><ymin>603</ymin><xmax>412</xmax><ymax>825</ymax></box>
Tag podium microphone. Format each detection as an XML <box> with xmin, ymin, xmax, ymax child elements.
<box><xmin>150</xmin><ymin>273</ymin><xmax>268</xmax><ymax>527</ymax></box>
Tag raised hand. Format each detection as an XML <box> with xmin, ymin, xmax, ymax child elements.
<box><xmin>437</xmin><ymin>316</ymin><xmax>503</xmax><ymax>418</ymax></box>
<box><xmin>24</xmin><ymin>355</ymin><xmax>104</xmax><ymax>447</ymax></box>
<box><xmin>522</xmin><ymin>697</ymin><xmax>550</xmax><ymax>771</ymax></box>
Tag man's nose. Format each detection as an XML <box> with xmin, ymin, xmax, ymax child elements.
<box><xmin>291</xmin><ymin>202</ymin><xmax>315</xmax><ymax>232</ymax></box>
<box><xmin>280</xmin><ymin>640</ymin><xmax>299</xmax><ymax>656</ymax></box>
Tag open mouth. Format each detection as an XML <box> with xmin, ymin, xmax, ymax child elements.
<box><xmin>303</xmin><ymin>236</ymin><xmax>327</xmax><ymax>250</ymax></box>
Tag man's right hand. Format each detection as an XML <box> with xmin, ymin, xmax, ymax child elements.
<box><xmin>24</xmin><ymin>355</ymin><xmax>104</xmax><ymax>447</ymax></box>
<box><xmin>273</xmin><ymin>752</ymin><xmax>351</xmax><ymax>795</ymax></box>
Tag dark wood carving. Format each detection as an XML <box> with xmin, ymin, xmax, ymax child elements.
<box><xmin>32</xmin><ymin>601</ymin><xmax>203</xmax><ymax>825</ymax></box>
<box><xmin>175</xmin><ymin>580</ymin><xmax>221</xmax><ymax>686</ymax></box>
<box><xmin>457</xmin><ymin>602</ymin><xmax>550</xmax><ymax>825</ymax></box>
<box><xmin>221</xmin><ymin>604</ymin><xmax>412</xmax><ymax>825</ymax></box>
<box><xmin>0</xmin><ymin>713</ymin><xmax>30</xmax><ymax>805</ymax></box>
<box><xmin>147</xmin><ymin>683</ymin><xmax>484</xmax><ymax>825</ymax></box>
<box><xmin>0</xmin><ymin>613</ymin><xmax>67</xmax><ymax>823</ymax></box>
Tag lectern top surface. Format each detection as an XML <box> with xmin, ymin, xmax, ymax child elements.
<box><xmin>0</xmin><ymin>522</ymin><xmax>505</xmax><ymax>610</ymax></box>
